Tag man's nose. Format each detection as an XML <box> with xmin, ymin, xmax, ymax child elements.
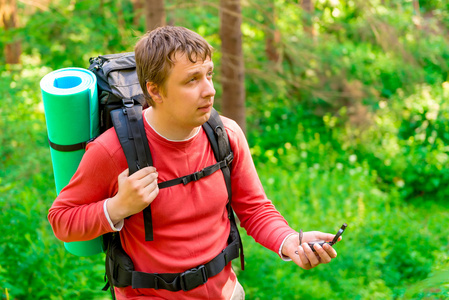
<box><xmin>201</xmin><ymin>77</ymin><xmax>216</xmax><ymax>99</ymax></box>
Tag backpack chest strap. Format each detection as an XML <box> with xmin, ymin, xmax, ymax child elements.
<box><xmin>158</xmin><ymin>152</ymin><xmax>234</xmax><ymax>189</ymax></box>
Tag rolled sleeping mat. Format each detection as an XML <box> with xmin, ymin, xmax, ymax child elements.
<box><xmin>40</xmin><ymin>68</ymin><xmax>103</xmax><ymax>256</ymax></box>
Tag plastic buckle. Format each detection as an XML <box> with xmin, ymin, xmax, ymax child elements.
<box><xmin>225</xmin><ymin>153</ymin><xmax>234</xmax><ymax>165</ymax></box>
<box><xmin>180</xmin><ymin>265</ymin><xmax>207</xmax><ymax>291</ymax></box>
<box><xmin>193</xmin><ymin>170</ymin><xmax>204</xmax><ymax>181</ymax></box>
<box><xmin>122</xmin><ymin>98</ymin><xmax>134</xmax><ymax>108</ymax></box>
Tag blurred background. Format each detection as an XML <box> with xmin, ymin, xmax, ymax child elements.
<box><xmin>1</xmin><ymin>0</ymin><xmax>449</xmax><ymax>299</ymax></box>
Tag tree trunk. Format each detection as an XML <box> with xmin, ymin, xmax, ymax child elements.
<box><xmin>301</xmin><ymin>0</ymin><xmax>315</xmax><ymax>36</ymax></box>
<box><xmin>413</xmin><ymin>0</ymin><xmax>420</xmax><ymax>16</ymax></box>
<box><xmin>264</xmin><ymin>0</ymin><xmax>280</xmax><ymax>62</ymax></box>
<box><xmin>117</xmin><ymin>0</ymin><xmax>126</xmax><ymax>38</ymax></box>
<box><xmin>219</xmin><ymin>0</ymin><xmax>246</xmax><ymax>133</ymax></box>
<box><xmin>0</xmin><ymin>0</ymin><xmax>21</xmax><ymax>64</ymax></box>
<box><xmin>145</xmin><ymin>0</ymin><xmax>166</xmax><ymax>32</ymax></box>
<box><xmin>131</xmin><ymin>0</ymin><xmax>145</xmax><ymax>28</ymax></box>
<box><xmin>131</xmin><ymin>0</ymin><xmax>144</xmax><ymax>27</ymax></box>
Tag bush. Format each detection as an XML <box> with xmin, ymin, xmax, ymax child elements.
<box><xmin>0</xmin><ymin>65</ymin><xmax>106</xmax><ymax>299</ymax></box>
<box><xmin>335</xmin><ymin>83</ymin><xmax>449</xmax><ymax>200</ymax></box>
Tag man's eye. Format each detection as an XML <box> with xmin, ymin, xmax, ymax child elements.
<box><xmin>207</xmin><ymin>72</ymin><xmax>214</xmax><ymax>78</ymax></box>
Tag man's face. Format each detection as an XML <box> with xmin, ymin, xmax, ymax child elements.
<box><xmin>156</xmin><ymin>52</ymin><xmax>215</xmax><ymax>131</ymax></box>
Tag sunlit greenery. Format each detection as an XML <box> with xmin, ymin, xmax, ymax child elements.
<box><xmin>1</xmin><ymin>0</ymin><xmax>449</xmax><ymax>299</ymax></box>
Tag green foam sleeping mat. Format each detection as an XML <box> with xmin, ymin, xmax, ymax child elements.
<box><xmin>40</xmin><ymin>68</ymin><xmax>103</xmax><ymax>256</ymax></box>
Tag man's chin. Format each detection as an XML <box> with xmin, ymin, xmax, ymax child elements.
<box><xmin>199</xmin><ymin>112</ymin><xmax>211</xmax><ymax>125</ymax></box>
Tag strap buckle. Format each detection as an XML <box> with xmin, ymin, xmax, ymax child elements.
<box><xmin>225</xmin><ymin>152</ymin><xmax>234</xmax><ymax>165</ymax></box>
<box><xmin>193</xmin><ymin>170</ymin><xmax>205</xmax><ymax>181</ymax></box>
<box><xmin>122</xmin><ymin>98</ymin><xmax>134</xmax><ymax>108</ymax></box>
<box><xmin>180</xmin><ymin>265</ymin><xmax>208</xmax><ymax>291</ymax></box>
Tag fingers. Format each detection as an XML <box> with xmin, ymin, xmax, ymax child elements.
<box><xmin>295</xmin><ymin>246</ymin><xmax>311</xmax><ymax>270</ymax></box>
<box><xmin>303</xmin><ymin>243</ymin><xmax>321</xmax><ymax>267</ymax></box>
<box><xmin>295</xmin><ymin>243</ymin><xmax>317</xmax><ymax>270</ymax></box>
<box><xmin>312</xmin><ymin>232</ymin><xmax>338</xmax><ymax>243</ymax></box>
<box><xmin>115</xmin><ymin>166</ymin><xmax>159</xmax><ymax>211</ymax></box>
<box><xmin>147</xmin><ymin>182</ymin><xmax>160</xmax><ymax>200</ymax></box>
<box><xmin>129</xmin><ymin>166</ymin><xmax>158</xmax><ymax>180</ymax></box>
<box><xmin>323</xmin><ymin>243</ymin><xmax>338</xmax><ymax>258</ymax></box>
<box><xmin>312</xmin><ymin>243</ymin><xmax>337</xmax><ymax>264</ymax></box>
<box><xmin>141</xmin><ymin>176</ymin><xmax>159</xmax><ymax>201</ymax></box>
<box><xmin>131</xmin><ymin>168</ymin><xmax>159</xmax><ymax>204</ymax></box>
<box><xmin>123</xmin><ymin>167</ymin><xmax>158</xmax><ymax>191</ymax></box>
<box><xmin>137</xmin><ymin>168</ymin><xmax>159</xmax><ymax>191</ymax></box>
<box><xmin>295</xmin><ymin>242</ymin><xmax>338</xmax><ymax>270</ymax></box>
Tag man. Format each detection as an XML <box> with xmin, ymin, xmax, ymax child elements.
<box><xmin>48</xmin><ymin>26</ymin><xmax>340</xmax><ymax>299</ymax></box>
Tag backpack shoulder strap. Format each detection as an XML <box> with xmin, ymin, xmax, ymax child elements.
<box><xmin>202</xmin><ymin>108</ymin><xmax>233</xmax><ymax>200</ymax></box>
<box><xmin>111</xmin><ymin>102</ymin><xmax>154</xmax><ymax>242</ymax></box>
<box><xmin>110</xmin><ymin>102</ymin><xmax>153</xmax><ymax>173</ymax></box>
<box><xmin>202</xmin><ymin>108</ymin><xmax>245</xmax><ymax>270</ymax></box>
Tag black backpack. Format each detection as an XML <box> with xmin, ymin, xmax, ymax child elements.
<box><xmin>89</xmin><ymin>52</ymin><xmax>148</xmax><ymax>133</ymax></box>
<box><xmin>88</xmin><ymin>53</ymin><xmax>244</xmax><ymax>297</ymax></box>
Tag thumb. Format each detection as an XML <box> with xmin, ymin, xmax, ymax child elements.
<box><xmin>312</xmin><ymin>232</ymin><xmax>337</xmax><ymax>243</ymax></box>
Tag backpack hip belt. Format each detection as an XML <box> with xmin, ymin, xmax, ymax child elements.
<box><xmin>109</xmin><ymin>221</ymin><xmax>241</xmax><ymax>291</ymax></box>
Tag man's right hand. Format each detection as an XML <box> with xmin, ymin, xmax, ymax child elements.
<box><xmin>107</xmin><ymin>167</ymin><xmax>159</xmax><ymax>224</ymax></box>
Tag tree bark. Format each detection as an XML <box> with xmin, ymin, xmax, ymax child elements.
<box><xmin>413</xmin><ymin>0</ymin><xmax>420</xmax><ymax>17</ymax></box>
<box><xmin>0</xmin><ymin>0</ymin><xmax>21</xmax><ymax>64</ymax></box>
<box><xmin>131</xmin><ymin>0</ymin><xmax>144</xmax><ymax>27</ymax></box>
<box><xmin>301</xmin><ymin>0</ymin><xmax>315</xmax><ymax>36</ymax></box>
<box><xmin>264</xmin><ymin>0</ymin><xmax>280</xmax><ymax>62</ymax></box>
<box><xmin>145</xmin><ymin>0</ymin><xmax>166</xmax><ymax>32</ymax></box>
<box><xmin>220</xmin><ymin>0</ymin><xmax>246</xmax><ymax>133</ymax></box>
<box><xmin>117</xmin><ymin>0</ymin><xmax>126</xmax><ymax>38</ymax></box>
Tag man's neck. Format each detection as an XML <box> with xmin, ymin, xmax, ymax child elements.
<box><xmin>144</xmin><ymin>107</ymin><xmax>200</xmax><ymax>141</ymax></box>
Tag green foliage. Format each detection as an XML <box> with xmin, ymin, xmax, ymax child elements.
<box><xmin>0</xmin><ymin>64</ymin><xmax>106</xmax><ymax>299</ymax></box>
<box><xmin>21</xmin><ymin>0</ymin><xmax>141</xmax><ymax>70</ymax></box>
<box><xmin>242</xmin><ymin>0</ymin><xmax>449</xmax><ymax>120</ymax></box>
<box><xmin>320</xmin><ymin>84</ymin><xmax>449</xmax><ymax>200</ymax></box>
<box><xmin>241</xmin><ymin>108</ymin><xmax>449</xmax><ymax>298</ymax></box>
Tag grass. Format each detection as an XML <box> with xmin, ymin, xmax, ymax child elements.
<box><xmin>237</xmin><ymin>144</ymin><xmax>449</xmax><ymax>299</ymax></box>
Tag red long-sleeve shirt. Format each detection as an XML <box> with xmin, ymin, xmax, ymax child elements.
<box><xmin>48</xmin><ymin>112</ymin><xmax>296</xmax><ymax>299</ymax></box>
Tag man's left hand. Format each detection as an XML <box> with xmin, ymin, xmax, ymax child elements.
<box><xmin>281</xmin><ymin>231</ymin><xmax>340</xmax><ymax>270</ymax></box>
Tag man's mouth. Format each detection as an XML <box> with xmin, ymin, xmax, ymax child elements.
<box><xmin>198</xmin><ymin>104</ymin><xmax>212</xmax><ymax>112</ymax></box>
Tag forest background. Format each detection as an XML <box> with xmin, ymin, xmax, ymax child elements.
<box><xmin>1</xmin><ymin>0</ymin><xmax>449</xmax><ymax>299</ymax></box>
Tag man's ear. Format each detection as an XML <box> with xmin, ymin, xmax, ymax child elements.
<box><xmin>146</xmin><ymin>82</ymin><xmax>163</xmax><ymax>104</ymax></box>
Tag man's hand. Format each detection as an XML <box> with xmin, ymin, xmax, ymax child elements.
<box><xmin>107</xmin><ymin>167</ymin><xmax>159</xmax><ymax>224</ymax></box>
<box><xmin>281</xmin><ymin>231</ymin><xmax>341</xmax><ymax>270</ymax></box>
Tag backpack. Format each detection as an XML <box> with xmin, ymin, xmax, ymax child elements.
<box><xmin>87</xmin><ymin>53</ymin><xmax>244</xmax><ymax>296</ymax></box>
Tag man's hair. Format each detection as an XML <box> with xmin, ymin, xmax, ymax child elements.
<box><xmin>135</xmin><ymin>26</ymin><xmax>213</xmax><ymax>106</ymax></box>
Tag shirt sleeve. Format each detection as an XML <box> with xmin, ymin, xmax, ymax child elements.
<box><xmin>48</xmin><ymin>133</ymin><xmax>124</xmax><ymax>242</ymax></box>
<box><xmin>278</xmin><ymin>233</ymin><xmax>296</xmax><ymax>261</ymax></box>
<box><xmin>223</xmin><ymin>118</ymin><xmax>297</xmax><ymax>255</ymax></box>
<box><xmin>104</xmin><ymin>198</ymin><xmax>124</xmax><ymax>231</ymax></box>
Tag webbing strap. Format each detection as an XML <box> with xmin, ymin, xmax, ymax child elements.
<box><xmin>48</xmin><ymin>138</ymin><xmax>87</xmax><ymax>152</ymax></box>
<box><xmin>125</xmin><ymin>106</ymin><xmax>154</xmax><ymax>242</ymax></box>
<box><xmin>158</xmin><ymin>153</ymin><xmax>233</xmax><ymax>189</ymax></box>
<box><xmin>129</xmin><ymin>222</ymin><xmax>241</xmax><ymax>290</ymax></box>
<box><xmin>112</xmin><ymin>103</ymin><xmax>154</xmax><ymax>241</ymax></box>
<box><xmin>111</xmin><ymin>103</ymin><xmax>153</xmax><ymax>174</ymax></box>
<box><xmin>125</xmin><ymin>106</ymin><xmax>148</xmax><ymax>171</ymax></box>
<box><xmin>202</xmin><ymin>110</ymin><xmax>244</xmax><ymax>270</ymax></box>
